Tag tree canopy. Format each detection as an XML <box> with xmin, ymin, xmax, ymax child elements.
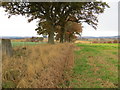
<box><xmin>1</xmin><ymin>2</ymin><xmax>109</xmax><ymax>44</ymax></box>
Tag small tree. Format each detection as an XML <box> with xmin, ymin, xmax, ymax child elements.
<box><xmin>55</xmin><ymin>21</ymin><xmax>82</xmax><ymax>42</ymax></box>
<box><xmin>65</xmin><ymin>21</ymin><xmax>82</xmax><ymax>42</ymax></box>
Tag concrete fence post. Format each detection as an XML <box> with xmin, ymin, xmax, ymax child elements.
<box><xmin>2</xmin><ymin>39</ymin><xmax>13</xmax><ymax>56</ymax></box>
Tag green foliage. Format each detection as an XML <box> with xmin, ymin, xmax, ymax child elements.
<box><xmin>2</xmin><ymin>81</ymin><xmax>16</xmax><ymax>88</ymax></box>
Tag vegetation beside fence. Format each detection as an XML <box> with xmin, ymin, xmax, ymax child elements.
<box><xmin>2</xmin><ymin>43</ymin><xmax>74</xmax><ymax>88</ymax></box>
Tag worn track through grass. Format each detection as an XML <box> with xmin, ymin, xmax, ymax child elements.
<box><xmin>68</xmin><ymin>43</ymin><xmax>118</xmax><ymax>88</ymax></box>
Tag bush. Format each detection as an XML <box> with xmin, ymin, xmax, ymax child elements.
<box><xmin>113</xmin><ymin>40</ymin><xmax>118</xmax><ymax>43</ymax></box>
<box><xmin>92</xmin><ymin>41</ymin><xmax>98</xmax><ymax>43</ymax></box>
<box><xmin>107</xmin><ymin>41</ymin><xmax>112</xmax><ymax>43</ymax></box>
<box><xmin>39</xmin><ymin>37</ymin><xmax>44</xmax><ymax>42</ymax></box>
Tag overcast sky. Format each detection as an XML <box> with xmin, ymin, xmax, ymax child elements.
<box><xmin>0</xmin><ymin>0</ymin><xmax>119</xmax><ymax>37</ymax></box>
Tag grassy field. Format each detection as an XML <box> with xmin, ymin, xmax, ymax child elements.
<box><xmin>2</xmin><ymin>41</ymin><xmax>119</xmax><ymax>88</ymax></box>
<box><xmin>67</xmin><ymin>43</ymin><xmax>118</xmax><ymax>88</ymax></box>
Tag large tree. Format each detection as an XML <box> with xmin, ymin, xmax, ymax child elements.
<box><xmin>1</xmin><ymin>2</ymin><xmax>58</xmax><ymax>44</ymax></box>
<box><xmin>1</xmin><ymin>2</ymin><xmax>109</xmax><ymax>44</ymax></box>
<box><xmin>55</xmin><ymin>2</ymin><xmax>109</xmax><ymax>42</ymax></box>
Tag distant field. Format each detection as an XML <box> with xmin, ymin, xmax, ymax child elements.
<box><xmin>11</xmin><ymin>41</ymin><xmax>119</xmax><ymax>46</ymax></box>
<box><xmin>11</xmin><ymin>42</ymin><xmax>46</xmax><ymax>47</ymax></box>
<box><xmin>89</xmin><ymin>43</ymin><xmax>119</xmax><ymax>46</ymax></box>
<box><xmin>65</xmin><ymin>43</ymin><xmax>118</xmax><ymax>88</ymax></box>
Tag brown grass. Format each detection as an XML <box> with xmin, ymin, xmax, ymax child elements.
<box><xmin>74</xmin><ymin>40</ymin><xmax>91</xmax><ymax>44</ymax></box>
<box><xmin>2</xmin><ymin>43</ymin><xmax>74</xmax><ymax>88</ymax></box>
<box><xmin>11</xmin><ymin>39</ymin><xmax>27</xmax><ymax>42</ymax></box>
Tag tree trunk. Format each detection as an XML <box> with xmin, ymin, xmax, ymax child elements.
<box><xmin>2</xmin><ymin>39</ymin><xmax>13</xmax><ymax>56</ymax></box>
<box><xmin>64</xmin><ymin>35</ymin><xmax>67</xmax><ymax>42</ymax></box>
<box><xmin>60</xmin><ymin>26</ymin><xmax>65</xmax><ymax>43</ymax></box>
<box><xmin>68</xmin><ymin>36</ymin><xmax>71</xmax><ymax>42</ymax></box>
<box><xmin>60</xmin><ymin>34</ymin><xmax>64</xmax><ymax>43</ymax></box>
<box><xmin>48</xmin><ymin>30</ymin><xmax>54</xmax><ymax>44</ymax></box>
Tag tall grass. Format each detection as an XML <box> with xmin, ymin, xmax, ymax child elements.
<box><xmin>2</xmin><ymin>43</ymin><xmax>74</xmax><ymax>88</ymax></box>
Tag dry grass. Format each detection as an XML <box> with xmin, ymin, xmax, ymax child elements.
<box><xmin>11</xmin><ymin>39</ymin><xmax>27</xmax><ymax>42</ymax></box>
<box><xmin>74</xmin><ymin>40</ymin><xmax>91</xmax><ymax>44</ymax></box>
<box><xmin>2</xmin><ymin>43</ymin><xmax>74</xmax><ymax>88</ymax></box>
<box><xmin>11</xmin><ymin>38</ymin><xmax>48</xmax><ymax>43</ymax></box>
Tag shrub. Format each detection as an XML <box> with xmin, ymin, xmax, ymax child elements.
<box><xmin>113</xmin><ymin>40</ymin><xmax>118</xmax><ymax>43</ymax></box>
<box><xmin>38</xmin><ymin>37</ymin><xmax>44</xmax><ymax>42</ymax></box>
<box><xmin>107</xmin><ymin>41</ymin><xmax>112</xmax><ymax>43</ymax></box>
<box><xmin>92</xmin><ymin>41</ymin><xmax>98</xmax><ymax>43</ymax></box>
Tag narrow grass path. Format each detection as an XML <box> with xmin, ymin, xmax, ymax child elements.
<box><xmin>69</xmin><ymin>43</ymin><xmax>118</xmax><ymax>88</ymax></box>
